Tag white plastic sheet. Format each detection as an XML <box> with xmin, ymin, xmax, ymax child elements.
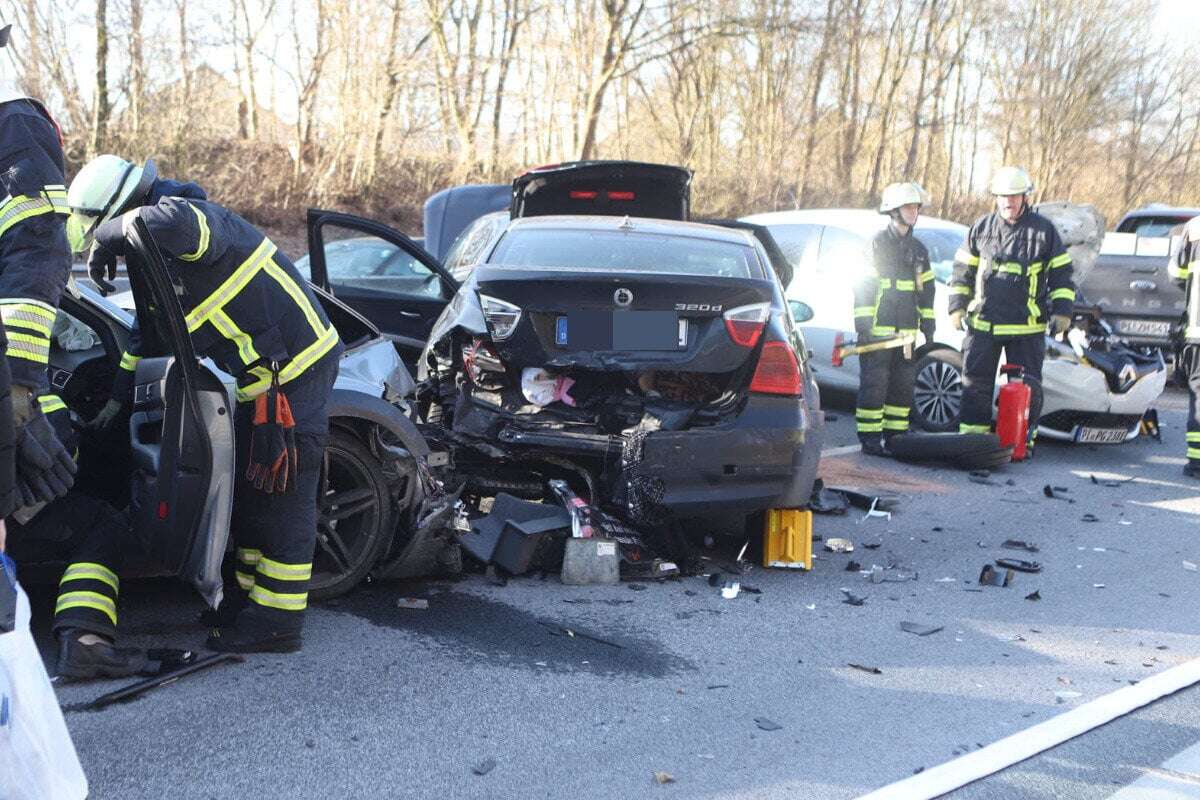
<box><xmin>0</xmin><ymin>567</ymin><xmax>88</xmax><ymax>800</ymax></box>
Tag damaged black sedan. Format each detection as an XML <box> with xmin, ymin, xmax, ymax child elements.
<box><xmin>416</xmin><ymin>213</ymin><xmax>825</xmax><ymax>532</ymax></box>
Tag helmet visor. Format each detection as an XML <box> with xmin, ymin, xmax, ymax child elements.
<box><xmin>66</xmin><ymin>211</ymin><xmax>99</xmax><ymax>254</ymax></box>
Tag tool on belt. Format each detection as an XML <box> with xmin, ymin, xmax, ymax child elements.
<box><xmin>833</xmin><ymin>332</ymin><xmax>916</xmax><ymax>366</ymax></box>
<box><xmin>245</xmin><ymin>364</ymin><xmax>297</xmax><ymax>493</ymax></box>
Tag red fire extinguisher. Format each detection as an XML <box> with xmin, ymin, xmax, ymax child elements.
<box><xmin>996</xmin><ymin>364</ymin><xmax>1031</xmax><ymax>461</ymax></box>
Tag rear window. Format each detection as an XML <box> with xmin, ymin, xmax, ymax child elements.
<box><xmin>913</xmin><ymin>228</ymin><xmax>966</xmax><ymax>283</ymax></box>
<box><xmin>1120</xmin><ymin>216</ymin><xmax>1193</xmax><ymax>238</ymax></box>
<box><xmin>488</xmin><ymin>228</ymin><xmax>762</xmax><ymax>278</ymax></box>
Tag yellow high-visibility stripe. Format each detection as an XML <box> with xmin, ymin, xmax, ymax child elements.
<box><xmin>210</xmin><ymin>309</ymin><xmax>261</xmax><ymax>365</ymax></box>
<box><xmin>235</xmin><ymin>325</ymin><xmax>339</xmax><ymax>403</ymax></box>
<box><xmin>856</xmin><ymin>422</ymin><xmax>884</xmax><ymax>433</ymax></box>
<box><xmin>1187</xmin><ymin>432</ymin><xmax>1200</xmax><ymax>443</ymax></box>
<box><xmin>853</xmin><ymin>306</ymin><xmax>875</xmax><ymax>317</ymax></box>
<box><xmin>178</xmin><ymin>203</ymin><xmax>211</xmax><ymax>262</ymax></box>
<box><xmin>263</xmin><ymin>261</ymin><xmax>326</xmax><ymax>338</ymax></box>
<box><xmin>1050</xmin><ymin>288</ymin><xmax>1076</xmax><ymax>302</ymax></box>
<box><xmin>55</xmin><ymin>591</ymin><xmax>117</xmax><ymax>625</ymax></box>
<box><xmin>996</xmin><ymin>262</ymin><xmax>1024</xmax><ymax>275</ymax></box>
<box><xmin>249</xmin><ymin>585</ymin><xmax>307</xmax><ymax>612</ymax></box>
<box><xmin>883</xmin><ymin>419</ymin><xmax>910</xmax><ymax>431</ymax></box>
<box><xmin>883</xmin><ymin>404</ymin><xmax>909</xmax><ymax>417</ymax></box>
<box><xmin>919</xmin><ymin>270</ymin><xmax>935</xmax><ymax>284</ymax></box>
<box><xmin>959</xmin><ymin>423</ymin><xmax>991</xmax><ymax>433</ymax></box>
<box><xmin>1048</xmin><ymin>253</ymin><xmax>1072</xmax><ymax>269</ymax></box>
<box><xmin>59</xmin><ymin>562</ymin><xmax>119</xmax><ymax>593</ymax></box>
<box><xmin>38</xmin><ymin>395</ymin><xmax>67</xmax><ymax>414</ymax></box>
<box><xmin>256</xmin><ymin>557</ymin><xmax>313</xmax><ymax>582</ymax></box>
<box><xmin>235</xmin><ymin>571</ymin><xmax>255</xmax><ymax>591</ymax></box>
<box><xmin>856</xmin><ymin>408</ymin><xmax>884</xmax><ymax>419</ymax></box>
<box><xmin>1189</xmin><ymin>447</ymin><xmax>1200</xmax><ymax>460</ymax></box>
<box><xmin>955</xmin><ymin>249</ymin><xmax>980</xmax><ymax>266</ymax></box>
<box><xmin>119</xmin><ymin>351</ymin><xmax>142</xmax><ymax>371</ymax></box>
<box><xmin>184</xmin><ymin>238</ymin><xmax>276</xmax><ymax>330</ymax></box>
<box><xmin>894</xmin><ymin>279</ymin><xmax>915</xmax><ymax>291</ymax></box>
<box><xmin>236</xmin><ymin>547</ymin><xmax>262</xmax><ymax>565</ymax></box>
<box><xmin>919</xmin><ymin>308</ymin><xmax>935</xmax><ymax>318</ymax></box>
<box><xmin>1169</xmin><ymin>262</ymin><xmax>1190</xmax><ymax>280</ymax></box>
<box><xmin>0</xmin><ymin>194</ymin><xmax>65</xmax><ymax>239</ymax></box>
<box><xmin>992</xmin><ymin>323</ymin><xmax>1044</xmax><ymax>336</ymax></box>
<box><xmin>949</xmin><ymin>286</ymin><xmax>972</xmax><ymax>295</ymax></box>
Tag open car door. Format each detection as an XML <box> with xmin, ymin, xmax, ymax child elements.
<box><xmin>304</xmin><ymin>209</ymin><xmax>458</xmax><ymax>363</ymax></box>
<box><xmin>124</xmin><ymin>217</ymin><xmax>236</xmax><ymax>609</ymax></box>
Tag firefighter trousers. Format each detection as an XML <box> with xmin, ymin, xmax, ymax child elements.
<box><xmin>856</xmin><ymin>348</ymin><xmax>916</xmax><ymax>444</ymax></box>
<box><xmin>1182</xmin><ymin>345</ymin><xmax>1200</xmax><ymax>464</ymax></box>
<box><xmin>959</xmin><ymin>330</ymin><xmax>1043</xmax><ymax>442</ymax></box>
<box><xmin>228</xmin><ymin>357</ymin><xmax>338</xmax><ymax>631</ymax></box>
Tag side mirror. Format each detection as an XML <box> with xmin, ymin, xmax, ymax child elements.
<box><xmin>789</xmin><ymin>300</ymin><xmax>814</xmax><ymax>323</ymax></box>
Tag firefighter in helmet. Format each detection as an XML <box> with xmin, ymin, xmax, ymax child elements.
<box><xmin>853</xmin><ymin>182</ymin><xmax>935</xmax><ymax>455</ymax></box>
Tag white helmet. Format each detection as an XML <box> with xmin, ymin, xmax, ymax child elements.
<box><xmin>879</xmin><ymin>182</ymin><xmax>926</xmax><ymax>214</ymax></box>
<box><xmin>66</xmin><ymin>155</ymin><xmax>157</xmax><ymax>253</ymax></box>
<box><xmin>0</xmin><ymin>25</ymin><xmax>30</xmax><ymax>105</ymax></box>
<box><xmin>989</xmin><ymin>166</ymin><xmax>1034</xmax><ymax>196</ymax></box>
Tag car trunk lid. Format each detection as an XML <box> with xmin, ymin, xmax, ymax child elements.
<box><xmin>512</xmin><ymin>161</ymin><xmax>691</xmax><ymax>221</ymax></box>
<box><xmin>1078</xmin><ymin>233</ymin><xmax>1184</xmax><ymax>337</ymax></box>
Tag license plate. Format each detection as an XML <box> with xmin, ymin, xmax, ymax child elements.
<box><xmin>1074</xmin><ymin>427</ymin><xmax>1128</xmax><ymax>444</ymax></box>
<box><xmin>1116</xmin><ymin>318</ymin><xmax>1172</xmax><ymax>337</ymax></box>
<box><xmin>557</xmin><ymin>311</ymin><xmax>686</xmax><ymax>350</ymax></box>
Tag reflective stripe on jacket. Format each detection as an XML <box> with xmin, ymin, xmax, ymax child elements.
<box><xmin>948</xmin><ymin>208</ymin><xmax>1074</xmax><ymax>337</ymax></box>
<box><xmin>101</xmin><ymin>193</ymin><xmax>342</xmax><ymax>402</ymax></box>
<box><xmin>0</xmin><ymin>99</ymin><xmax>71</xmax><ymax>388</ymax></box>
<box><xmin>853</xmin><ymin>223</ymin><xmax>935</xmax><ymax>339</ymax></box>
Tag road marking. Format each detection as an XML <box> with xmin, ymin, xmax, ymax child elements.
<box><xmin>856</xmin><ymin>657</ymin><xmax>1200</xmax><ymax>800</ymax></box>
<box><xmin>821</xmin><ymin>444</ymin><xmax>862</xmax><ymax>457</ymax></box>
<box><xmin>1107</xmin><ymin>741</ymin><xmax>1200</xmax><ymax>798</ymax></box>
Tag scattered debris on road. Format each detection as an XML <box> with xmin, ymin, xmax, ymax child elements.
<box><xmin>825</xmin><ymin>538</ymin><xmax>854</xmax><ymax>553</ymax></box>
<box><xmin>841</xmin><ymin>588</ymin><xmax>866</xmax><ymax>606</ymax></box>
<box><xmin>1002</xmin><ymin>539</ymin><xmax>1039</xmax><ymax>552</ymax></box>
<box><xmin>653</xmin><ymin>771</ymin><xmax>675</xmax><ymax>785</ymax></box>
<box><xmin>979</xmin><ymin>564</ymin><xmax>1014</xmax><ymax>587</ymax></box>
<box><xmin>899</xmin><ymin>621</ymin><xmax>943</xmax><ymax>636</ymax></box>
<box><xmin>848</xmin><ymin>663</ymin><xmax>883</xmax><ymax>675</ymax></box>
<box><xmin>1184</xmin><ymin>561</ymin><xmax>1198</xmax><ymax>572</ymax></box>
<box><xmin>754</xmin><ymin>717</ymin><xmax>783</xmax><ymax>731</ymax></box>
<box><xmin>995</xmin><ymin>558</ymin><xmax>1041</xmax><ymax>574</ymax></box>
<box><xmin>473</xmin><ymin>758</ymin><xmax>498</xmax><ymax>776</ymax></box>
<box><xmin>1025</xmin><ymin>590</ymin><xmax>1041</xmax><ymax>601</ymax></box>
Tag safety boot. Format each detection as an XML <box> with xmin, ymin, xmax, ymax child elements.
<box><xmin>859</xmin><ymin>435</ymin><xmax>887</xmax><ymax>457</ymax></box>
<box><xmin>1184</xmin><ymin>461</ymin><xmax>1200</xmax><ymax>479</ymax></box>
<box><xmin>198</xmin><ymin>591</ymin><xmax>246</xmax><ymax>629</ymax></box>
<box><xmin>56</xmin><ymin>630</ymin><xmax>149</xmax><ymax>681</ymax></box>
<box><xmin>206</xmin><ymin>609</ymin><xmax>302</xmax><ymax>654</ymax></box>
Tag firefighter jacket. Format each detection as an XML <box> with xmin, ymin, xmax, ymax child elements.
<box><xmin>1169</xmin><ymin>216</ymin><xmax>1200</xmax><ymax>344</ymax></box>
<box><xmin>101</xmin><ymin>183</ymin><xmax>343</xmax><ymax>403</ymax></box>
<box><xmin>949</xmin><ymin>207</ymin><xmax>1075</xmax><ymax>337</ymax></box>
<box><xmin>0</xmin><ymin>99</ymin><xmax>70</xmax><ymax>389</ymax></box>
<box><xmin>853</xmin><ymin>223</ymin><xmax>935</xmax><ymax>341</ymax></box>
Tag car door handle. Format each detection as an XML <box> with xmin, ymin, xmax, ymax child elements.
<box><xmin>397</xmin><ymin>310</ymin><xmax>421</xmax><ymax>318</ymax></box>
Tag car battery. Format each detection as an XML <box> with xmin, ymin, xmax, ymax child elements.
<box><xmin>762</xmin><ymin>509</ymin><xmax>812</xmax><ymax>570</ymax></box>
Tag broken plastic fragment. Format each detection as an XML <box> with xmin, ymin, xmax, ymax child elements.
<box><xmin>899</xmin><ymin>621</ymin><xmax>943</xmax><ymax>636</ymax></box>
<box><xmin>979</xmin><ymin>564</ymin><xmax>1013</xmax><ymax>587</ymax></box>
<box><xmin>754</xmin><ymin>717</ymin><xmax>783</xmax><ymax>731</ymax></box>
<box><xmin>653</xmin><ymin>771</ymin><xmax>675</xmax><ymax>785</ymax></box>
<box><xmin>1002</xmin><ymin>539</ymin><xmax>1039</xmax><ymax>553</ymax></box>
<box><xmin>721</xmin><ymin>582</ymin><xmax>740</xmax><ymax>600</ymax></box>
<box><xmin>848</xmin><ymin>663</ymin><xmax>882</xmax><ymax>675</ymax></box>
<box><xmin>859</xmin><ymin>498</ymin><xmax>892</xmax><ymax>522</ymax></box>
<box><xmin>473</xmin><ymin>758</ymin><xmax>498</xmax><ymax>776</ymax></box>
<box><xmin>995</xmin><ymin>558</ymin><xmax>1041</xmax><ymax>573</ymax></box>
<box><xmin>841</xmin><ymin>588</ymin><xmax>866</xmax><ymax>606</ymax></box>
<box><xmin>1025</xmin><ymin>590</ymin><xmax>1041</xmax><ymax>601</ymax></box>
<box><xmin>824</xmin><ymin>538</ymin><xmax>854</xmax><ymax>553</ymax></box>
<box><xmin>1184</xmin><ymin>561</ymin><xmax>1199</xmax><ymax>572</ymax></box>
<box><xmin>1081</xmin><ymin>513</ymin><xmax>1099</xmax><ymax>523</ymax></box>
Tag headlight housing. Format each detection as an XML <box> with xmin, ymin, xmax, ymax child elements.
<box><xmin>478</xmin><ymin>293</ymin><xmax>522</xmax><ymax>340</ymax></box>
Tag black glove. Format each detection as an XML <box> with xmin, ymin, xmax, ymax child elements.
<box><xmin>15</xmin><ymin>412</ymin><xmax>77</xmax><ymax>503</ymax></box>
<box><xmin>245</xmin><ymin>383</ymin><xmax>297</xmax><ymax>494</ymax></box>
<box><xmin>854</xmin><ymin>321</ymin><xmax>873</xmax><ymax>341</ymax></box>
<box><xmin>921</xmin><ymin>322</ymin><xmax>936</xmax><ymax>344</ymax></box>
<box><xmin>88</xmin><ymin>241</ymin><xmax>118</xmax><ymax>296</ymax></box>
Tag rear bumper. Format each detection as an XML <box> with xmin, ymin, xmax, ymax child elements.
<box><xmin>1038</xmin><ymin>359</ymin><xmax>1166</xmax><ymax>442</ymax></box>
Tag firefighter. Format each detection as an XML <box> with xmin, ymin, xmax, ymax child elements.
<box><xmin>1169</xmin><ymin>217</ymin><xmax>1200</xmax><ymax>477</ymax></box>
<box><xmin>948</xmin><ymin>167</ymin><xmax>1074</xmax><ymax>453</ymax></box>
<box><xmin>854</xmin><ymin>182</ymin><xmax>935</xmax><ymax>455</ymax></box>
<box><xmin>66</xmin><ymin>155</ymin><xmax>344</xmax><ymax>654</ymax></box>
<box><xmin>0</xmin><ymin>24</ymin><xmax>77</xmax><ymax>508</ymax></box>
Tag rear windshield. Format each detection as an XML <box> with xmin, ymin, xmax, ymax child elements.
<box><xmin>489</xmin><ymin>228</ymin><xmax>763</xmax><ymax>278</ymax></box>
<box><xmin>1120</xmin><ymin>216</ymin><xmax>1193</xmax><ymax>238</ymax></box>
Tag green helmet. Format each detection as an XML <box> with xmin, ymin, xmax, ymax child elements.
<box><xmin>66</xmin><ymin>155</ymin><xmax>157</xmax><ymax>253</ymax></box>
<box><xmin>879</xmin><ymin>182</ymin><xmax>927</xmax><ymax>213</ymax></box>
<box><xmin>989</xmin><ymin>166</ymin><xmax>1034</xmax><ymax>196</ymax></box>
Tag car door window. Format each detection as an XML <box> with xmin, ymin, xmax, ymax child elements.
<box><xmin>444</xmin><ymin>212</ymin><xmax>507</xmax><ymax>277</ymax></box>
<box><xmin>766</xmin><ymin>224</ymin><xmax>821</xmax><ymax>273</ymax></box>
<box><xmin>816</xmin><ymin>226</ymin><xmax>870</xmax><ymax>276</ymax></box>
<box><xmin>309</xmin><ymin>225</ymin><xmax>442</xmax><ymax>299</ymax></box>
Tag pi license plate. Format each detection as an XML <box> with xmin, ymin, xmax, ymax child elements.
<box><xmin>557</xmin><ymin>311</ymin><xmax>686</xmax><ymax>350</ymax></box>
<box><xmin>1074</xmin><ymin>426</ymin><xmax>1128</xmax><ymax>444</ymax></box>
<box><xmin>1116</xmin><ymin>318</ymin><xmax>1172</xmax><ymax>338</ymax></box>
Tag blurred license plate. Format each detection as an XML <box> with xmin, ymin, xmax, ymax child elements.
<box><xmin>558</xmin><ymin>311</ymin><xmax>685</xmax><ymax>350</ymax></box>
<box><xmin>1116</xmin><ymin>319</ymin><xmax>1171</xmax><ymax>337</ymax></box>
<box><xmin>1075</xmin><ymin>427</ymin><xmax>1127</xmax><ymax>444</ymax></box>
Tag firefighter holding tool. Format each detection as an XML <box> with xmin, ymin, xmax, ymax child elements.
<box><xmin>852</xmin><ymin>182</ymin><xmax>935</xmax><ymax>456</ymax></box>
<box><xmin>949</xmin><ymin>166</ymin><xmax>1073</xmax><ymax>455</ymax></box>
<box><xmin>66</xmin><ymin>155</ymin><xmax>343</xmax><ymax>654</ymax></box>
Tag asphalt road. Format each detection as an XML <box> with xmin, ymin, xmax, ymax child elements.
<box><xmin>24</xmin><ymin>386</ymin><xmax>1200</xmax><ymax>799</ymax></box>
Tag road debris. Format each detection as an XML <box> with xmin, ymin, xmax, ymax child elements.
<box><xmin>841</xmin><ymin>589</ymin><xmax>866</xmax><ymax>606</ymax></box>
<box><xmin>979</xmin><ymin>564</ymin><xmax>1014</xmax><ymax>587</ymax></box>
<box><xmin>845</xmin><ymin>560</ymin><xmax>863</xmax><ymax>572</ymax></box>
<box><xmin>1002</xmin><ymin>540</ymin><xmax>1039</xmax><ymax>553</ymax></box>
<box><xmin>1081</xmin><ymin>513</ymin><xmax>1100</xmax><ymax>523</ymax></box>
<box><xmin>825</xmin><ymin>538</ymin><xmax>854</xmax><ymax>553</ymax></box>
<box><xmin>1054</xmin><ymin>690</ymin><xmax>1082</xmax><ymax>703</ymax></box>
<box><xmin>968</xmin><ymin>471</ymin><xmax>999</xmax><ymax>486</ymax></box>
<box><xmin>396</xmin><ymin>598</ymin><xmax>429</xmax><ymax>610</ymax></box>
<box><xmin>809</xmin><ymin>479</ymin><xmax>850</xmax><ymax>515</ymax></box>
<box><xmin>859</xmin><ymin>498</ymin><xmax>892</xmax><ymax>522</ymax></box>
<box><xmin>473</xmin><ymin>758</ymin><xmax>498</xmax><ymax>776</ymax></box>
<box><xmin>848</xmin><ymin>663</ymin><xmax>883</xmax><ymax>675</ymax></box>
<box><xmin>1184</xmin><ymin>561</ymin><xmax>1198</xmax><ymax>572</ymax></box>
<box><xmin>1025</xmin><ymin>590</ymin><xmax>1041</xmax><ymax>601</ymax></box>
<box><xmin>899</xmin><ymin>621</ymin><xmax>943</xmax><ymax>636</ymax></box>
<box><xmin>995</xmin><ymin>558</ymin><xmax>1041</xmax><ymax>574</ymax></box>
<box><xmin>754</xmin><ymin>717</ymin><xmax>783</xmax><ymax>731</ymax></box>
<box><xmin>721</xmin><ymin>582</ymin><xmax>741</xmax><ymax>600</ymax></box>
<box><xmin>653</xmin><ymin>771</ymin><xmax>675</xmax><ymax>785</ymax></box>
<box><xmin>88</xmin><ymin>653</ymin><xmax>244</xmax><ymax>710</ymax></box>
<box><xmin>1043</xmin><ymin>485</ymin><xmax>1074</xmax><ymax>502</ymax></box>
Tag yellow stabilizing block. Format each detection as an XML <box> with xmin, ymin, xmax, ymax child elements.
<box><xmin>763</xmin><ymin>509</ymin><xmax>813</xmax><ymax>570</ymax></box>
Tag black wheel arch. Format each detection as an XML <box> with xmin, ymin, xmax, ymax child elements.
<box><xmin>327</xmin><ymin>388</ymin><xmax>430</xmax><ymax>457</ymax></box>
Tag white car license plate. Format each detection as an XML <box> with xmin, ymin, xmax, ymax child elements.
<box><xmin>1116</xmin><ymin>318</ymin><xmax>1171</xmax><ymax>337</ymax></box>
<box><xmin>1075</xmin><ymin>427</ymin><xmax>1128</xmax><ymax>444</ymax></box>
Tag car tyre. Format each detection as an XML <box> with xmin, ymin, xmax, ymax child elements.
<box><xmin>912</xmin><ymin>348</ymin><xmax>964</xmax><ymax>433</ymax></box>
<box><xmin>309</xmin><ymin>427</ymin><xmax>394</xmax><ymax>600</ymax></box>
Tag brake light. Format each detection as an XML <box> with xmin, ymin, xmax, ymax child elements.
<box><xmin>607</xmin><ymin>190</ymin><xmax>635</xmax><ymax>201</ymax></box>
<box><xmin>157</xmin><ymin>501</ymin><xmax>169</xmax><ymax>520</ymax></box>
<box><xmin>479</xmin><ymin>293</ymin><xmax>522</xmax><ymax>339</ymax></box>
<box><xmin>831</xmin><ymin>331</ymin><xmax>845</xmax><ymax>367</ymax></box>
<box><xmin>570</xmin><ymin>190</ymin><xmax>598</xmax><ymax>200</ymax></box>
<box><xmin>723</xmin><ymin>303</ymin><xmax>770</xmax><ymax>348</ymax></box>
<box><xmin>750</xmin><ymin>340</ymin><xmax>803</xmax><ymax>396</ymax></box>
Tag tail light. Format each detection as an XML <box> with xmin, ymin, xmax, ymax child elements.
<box><xmin>750</xmin><ymin>340</ymin><xmax>803</xmax><ymax>396</ymax></box>
<box><xmin>723</xmin><ymin>302</ymin><xmax>770</xmax><ymax>348</ymax></box>
<box><xmin>569</xmin><ymin>190</ymin><xmax>598</xmax><ymax>200</ymax></box>
<box><xmin>479</xmin><ymin>293</ymin><xmax>522</xmax><ymax>339</ymax></box>
<box><xmin>831</xmin><ymin>331</ymin><xmax>845</xmax><ymax>367</ymax></box>
<box><xmin>607</xmin><ymin>190</ymin><xmax>635</xmax><ymax>201</ymax></box>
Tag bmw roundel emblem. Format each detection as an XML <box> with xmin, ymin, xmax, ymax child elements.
<box><xmin>614</xmin><ymin>288</ymin><xmax>633</xmax><ymax>307</ymax></box>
